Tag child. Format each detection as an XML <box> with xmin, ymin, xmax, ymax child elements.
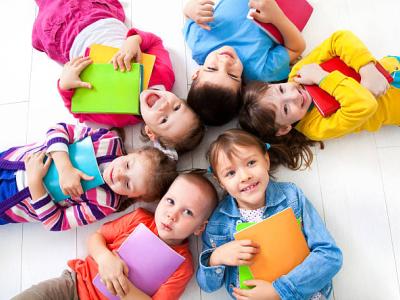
<box><xmin>197</xmin><ymin>129</ymin><xmax>342</xmax><ymax>300</ymax></box>
<box><xmin>183</xmin><ymin>0</ymin><xmax>305</xmax><ymax>125</ymax></box>
<box><xmin>0</xmin><ymin>123</ymin><xmax>177</xmax><ymax>231</ymax></box>
<box><xmin>239</xmin><ymin>30</ymin><xmax>400</xmax><ymax>168</ymax></box>
<box><xmin>11</xmin><ymin>173</ymin><xmax>218</xmax><ymax>300</ymax></box>
<box><xmin>33</xmin><ymin>0</ymin><xmax>205</xmax><ymax>154</ymax></box>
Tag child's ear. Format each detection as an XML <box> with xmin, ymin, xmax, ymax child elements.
<box><xmin>193</xmin><ymin>220</ymin><xmax>208</xmax><ymax>236</ymax></box>
<box><xmin>275</xmin><ymin>125</ymin><xmax>292</xmax><ymax>136</ymax></box>
<box><xmin>191</xmin><ymin>69</ymin><xmax>200</xmax><ymax>81</ymax></box>
<box><xmin>144</xmin><ymin>125</ymin><xmax>158</xmax><ymax>141</ymax></box>
<box><xmin>264</xmin><ymin>152</ymin><xmax>270</xmax><ymax>170</ymax></box>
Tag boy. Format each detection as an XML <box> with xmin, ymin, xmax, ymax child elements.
<box><xmin>12</xmin><ymin>173</ymin><xmax>218</xmax><ymax>300</ymax></box>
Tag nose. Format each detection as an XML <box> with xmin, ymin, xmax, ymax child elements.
<box><xmin>167</xmin><ymin>209</ymin><xmax>178</xmax><ymax>222</ymax></box>
<box><xmin>239</xmin><ymin>168</ymin><xmax>251</xmax><ymax>183</ymax></box>
<box><xmin>115</xmin><ymin>169</ymin><xmax>125</xmax><ymax>181</ymax></box>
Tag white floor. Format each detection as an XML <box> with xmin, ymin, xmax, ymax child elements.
<box><xmin>1</xmin><ymin>0</ymin><xmax>400</xmax><ymax>299</ymax></box>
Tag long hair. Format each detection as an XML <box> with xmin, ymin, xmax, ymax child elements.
<box><xmin>238</xmin><ymin>81</ymin><xmax>323</xmax><ymax>170</ymax></box>
<box><xmin>187</xmin><ymin>77</ymin><xmax>244</xmax><ymax>126</ymax></box>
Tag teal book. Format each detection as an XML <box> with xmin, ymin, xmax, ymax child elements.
<box><xmin>43</xmin><ymin>136</ymin><xmax>104</xmax><ymax>202</ymax></box>
<box><xmin>71</xmin><ymin>63</ymin><xmax>143</xmax><ymax>115</ymax></box>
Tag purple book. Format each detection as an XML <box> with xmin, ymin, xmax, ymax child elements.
<box><xmin>93</xmin><ymin>223</ymin><xmax>185</xmax><ymax>299</ymax></box>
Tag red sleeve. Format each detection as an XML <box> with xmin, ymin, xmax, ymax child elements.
<box><xmin>127</xmin><ymin>28</ymin><xmax>175</xmax><ymax>91</ymax></box>
<box><xmin>152</xmin><ymin>251</ymin><xmax>194</xmax><ymax>300</ymax></box>
<box><xmin>57</xmin><ymin>80</ymin><xmax>143</xmax><ymax>127</ymax></box>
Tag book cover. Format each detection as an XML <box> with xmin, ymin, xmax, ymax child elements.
<box><xmin>305</xmin><ymin>57</ymin><xmax>394</xmax><ymax>117</ymax></box>
<box><xmin>234</xmin><ymin>208</ymin><xmax>309</xmax><ymax>284</ymax></box>
<box><xmin>93</xmin><ymin>223</ymin><xmax>185</xmax><ymax>299</ymax></box>
<box><xmin>87</xmin><ymin>44</ymin><xmax>156</xmax><ymax>90</ymax></box>
<box><xmin>71</xmin><ymin>63</ymin><xmax>143</xmax><ymax>115</ymax></box>
<box><xmin>43</xmin><ymin>136</ymin><xmax>104</xmax><ymax>202</ymax></box>
<box><xmin>236</xmin><ymin>222</ymin><xmax>256</xmax><ymax>289</ymax></box>
<box><xmin>248</xmin><ymin>0</ymin><xmax>313</xmax><ymax>44</ymax></box>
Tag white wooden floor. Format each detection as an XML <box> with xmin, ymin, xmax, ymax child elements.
<box><xmin>1</xmin><ymin>0</ymin><xmax>400</xmax><ymax>299</ymax></box>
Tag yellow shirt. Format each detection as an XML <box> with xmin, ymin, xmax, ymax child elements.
<box><xmin>291</xmin><ymin>30</ymin><xmax>400</xmax><ymax>141</ymax></box>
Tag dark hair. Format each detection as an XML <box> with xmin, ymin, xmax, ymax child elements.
<box><xmin>117</xmin><ymin>146</ymin><xmax>178</xmax><ymax>211</ymax></box>
<box><xmin>238</xmin><ymin>81</ymin><xmax>323</xmax><ymax>170</ymax></box>
<box><xmin>187</xmin><ymin>77</ymin><xmax>243</xmax><ymax>126</ymax></box>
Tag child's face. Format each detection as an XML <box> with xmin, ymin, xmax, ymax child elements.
<box><xmin>154</xmin><ymin>176</ymin><xmax>210</xmax><ymax>245</ymax></box>
<box><xmin>140</xmin><ymin>89</ymin><xmax>198</xmax><ymax>142</ymax></box>
<box><xmin>193</xmin><ymin>46</ymin><xmax>243</xmax><ymax>92</ymax></box>
<box><xmin>215</xmin><ymin>145</ymin><xmax>270</xmax><ymax>210</ymax></box>
<box><xmin>103</xmin><ymin>152</ymin><xmax>152</xmax><ymax>198</ymax></box>
<box><xmin>260</xmin><ymin>82</ymin><xmax>312</xmax><ymax>127</ymax></box>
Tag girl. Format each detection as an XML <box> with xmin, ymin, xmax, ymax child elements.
<box><xmin>239</xmin><ymin>30</ymin><xmax>400</xmax><ymax>168</ymax></box>
<box><xmin>183</xmin><ymin>0</ymin><xmax>305</xmax><ymax>125</ymax></box>
<box><xmin>196</xmin><ymin>129</ymin><xmax>342</xmax><ymax>300</ymax></box>
<box><xmin>0</xmin><ymin>123</ymin><xmax>177</xmax><ymax>231</ymax></box>
<box><xmin>33</xmin><ymin>0</ymin><xmax>205</xmax><ymax>154</ymax></box>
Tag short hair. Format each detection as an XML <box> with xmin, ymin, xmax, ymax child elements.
<box><xmin>187</xmin><ymin>77</ymin><xmax>243</xmax><ymax>126</ymax></box>
<box><xmin>117</xmin><ymin>146</ymin><xmax>178</xmax><ymax>211</ymax></box>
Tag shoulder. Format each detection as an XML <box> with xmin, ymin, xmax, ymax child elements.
<box><xmin>269</xmin><ymin>181</ymin><xmax>304</xmax><ymax>216</ymax></box>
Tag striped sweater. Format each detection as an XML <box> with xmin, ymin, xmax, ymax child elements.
<box><xmin>0</xmin><ymin>123</ymin><xmax>126</xmax><ymax>231</ymax></box>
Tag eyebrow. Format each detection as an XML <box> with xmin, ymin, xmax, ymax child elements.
<box><xmin>203</xmin><ymin>69</ymin><xmax>241</xmax><ymax>83</ymax></box>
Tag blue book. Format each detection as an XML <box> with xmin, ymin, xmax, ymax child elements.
<box><xmin>43</xmin><ymin>136</ymin><xmax>104</xmax><ymax>202</ymax></box>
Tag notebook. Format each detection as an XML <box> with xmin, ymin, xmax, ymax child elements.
<box><xmin>234</xmin><ymin>208</ymin><xmax>309</xmax><ymax>287</ymax></box>
<box><xmin>247</xmin><ymin>0</ymin><xmax>313</xmax><ymax>44</ymax></box>
<box><xmin>87</xmin><ymin>44</ymin><xmax>156</xmax><ymax>90</ymax></box>
<box><xmin>305</xmin><ymin>57</ymin><xmax>394</xmax><ymax>117</ymax></box>
<box><xmin>71</xmin><ymin>62</ymin><xmax>143</xmax><ymax>114</ymax></box>
<box><xmin>43</xmin><ymin>136</ymin><xmax>104</xmax><ymax>202</ymax></box>
<box><xmin>93</xmin><ymin>223</ymin><xmax>185</xmax><ymax>299</ymax></box>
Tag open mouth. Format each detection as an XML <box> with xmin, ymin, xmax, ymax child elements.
<box><xmin>240</xmin><ymin>182</ymin><xmax>259</xmax><ymax>193</ymax></box>
<box><xmin>146</xmin><ymin>92</ymin><xmax>161</xmax><ymax>108</ymax></box>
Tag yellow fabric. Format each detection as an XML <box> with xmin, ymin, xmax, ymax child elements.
<box><xmin>289</xmin><ymin>30</ymin><xmax>400</xmax><ymax>141</ymax></box>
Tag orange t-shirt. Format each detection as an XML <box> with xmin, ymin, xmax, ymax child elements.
<box><xmin>68</xmin><ymin>208</ymin><xmax>194</xmax><ymax>300</ymax></box>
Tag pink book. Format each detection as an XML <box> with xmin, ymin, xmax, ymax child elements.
<box><xmin>248</xmin><ymin>0</ymin><xmax>313</xmax><ymax>44</ymax></box>
<box><xmin>93</xmin><ymin>223</ymin><xmax>185</xmax><ymax>299</ymax></box>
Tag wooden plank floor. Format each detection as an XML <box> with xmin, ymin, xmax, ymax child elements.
<box><xmin>0</xmin><ymin>0</ymin><xmax>399</xmax><ymax>299</ymax></box>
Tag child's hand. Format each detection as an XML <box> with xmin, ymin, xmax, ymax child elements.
<box><xmin>359</xmin><ymin>62</ymin><xmax>389</xmax><ymax>97</ymax></box>
<box><xmin>58</xmin><ymin>165</ymin><xmax>94</xmax><ymax>198</ymax></box>
<box><xmin>59</xmin><ymin>56</ymin><xmax>92</xmax><ymax>90</ymax></box>
<box><xmin>294</xmin><ymin>63</ymin><xmax>329</xmax><ymax>86</ymax></box>
<box><xmin>183</xmin><ymin>0</ymin><xmax>214</xmax><ymax>30</ymax></box>
<box><xmin>233</xmin><ymin>280</ymin><xmax>280</xmax><ymax>300</ymax></box>
<box><xmin>248</xmin><ymin>0</ymin><xmax>284</xmax><ymax>24</ymax></box>
<box><xmin>98</xmin><ymin>250</ymin><xmax>130</xmax><ymax>297</ymax></box>
<box><xmin>25</xmin><ymin>151</ymin><xmax>52</xmax><ymax>185</ymax></box>
<box><xmin>112</xmin><ymin>35</ymin><xmax>142</xmax><ymax>72</ymax></box>
<box><xmin>209</xmin><ymin>240</ymin><xmax>259</xmax><ymax>266</ymax></box>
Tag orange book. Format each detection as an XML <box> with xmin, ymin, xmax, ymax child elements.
<box><xmin>234</xmin><ymin>207</ymin><xmax>309</xmax><ymax>282</ymax></box>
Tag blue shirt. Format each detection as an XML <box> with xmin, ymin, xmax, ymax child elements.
<box><xmin>196</xmin><ymin>181</ymin><xmax>343</xmax><ymax>300</ymax></box>
<box><xmin>183</xmin><ymin>0</ymin><xmax>291</xmax><ymax>81</ymax></box>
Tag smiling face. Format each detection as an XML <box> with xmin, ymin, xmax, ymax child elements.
<box><xmin>215</xmin><ymin>145</ymin><xmax>270</xmax><ymax>210</ymax></box>
<box><xmin>154</xmin><ymin>175</ymin><xmax>216</xmax><ymax>245</ymax></box>
<box><xmin>103</xmin><ymin>152</ymin><xmax>152</xmax><ymax>198</ymax></box>
<box><xmin>140</xmin><ymin>89</ymin><xmax>198</xmax><ymax>143</ymax></box>
<box><xmin>260</xmin><ymin>82</ymin><xmax>312</xmax><ymax>128</ymax></box>
<box><xmin>194</xmin><ymin>46</ymin><xmax>243</xmax><ymax>92</ymax></box>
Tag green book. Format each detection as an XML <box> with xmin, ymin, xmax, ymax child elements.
<box><xmin>236</xmin><ymin>222</ymin><xmax>256</xmax><ymax>289</ymax></box>
<box><xmin>71</xmin><ymin>63</ymin><xmax>143</xmax><ymax>114</ymax></box>
<box><xmin>43</xmin><ymin>136</ymin><xmax>104</xmax><ymax>202</ymax></box>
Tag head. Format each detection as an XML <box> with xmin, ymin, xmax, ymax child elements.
<box><xmin>154</xmin><ymin>173</ymin><xmax>218</xmax><ymax>245</ymax></box>
<box><xmin>207</xmin><ymin>129</ymin><xmax>271</xmax><ymax>210</ymax></box>
<box><xmin>239</xmin><ymin>81</ymin><xmax>320</xmax><ymax>169</ymax></box>
<box><xmin>103</xmin><ymin>146</ymin><xmax>178</xmax><ymax>205</ymax></box>
<box><xmin>188</xmin><ymin>46</ymin><xmax>244</xmax><ymax>126</ymax></box>
<box><xmin>140</xmin><ymin>89</ymin><xmax>205</xmax><ymax>154</ymax></box>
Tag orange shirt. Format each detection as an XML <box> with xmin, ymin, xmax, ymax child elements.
<box><xmin>68</xmin><ymin>208</ymin><xmax>194</xmax><ymax>300</ymax></box>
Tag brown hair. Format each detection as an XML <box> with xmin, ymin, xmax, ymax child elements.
<box><xmin>238</xmin><ymin>81</ymin><xmax>323</xmax><ymax>170</ymax></box>
<box><xmin>140</xmin><ymin>112</ymin><xmax>205</xmax><ymax>155</ymax></box>
<box><xmin>187</xmin><ymin>77</ymin><xmax>243</xmax><ymax>126</ymax></box>
<box><xmin>117</xmin><ymin>146</ymin><xmax>178</xmax><ymax>211</ymax></box>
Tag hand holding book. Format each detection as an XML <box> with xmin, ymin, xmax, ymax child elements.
<box><xmin>294</xmin><ymin>63</ymin><xmax>329</xmax><ymax>85</ymax></box>
<box><xmin>112</xmin><ymin>35</ymin><xmax>143</xmax><ymax>72</ymax></box>
<box><xmin>59</xmin><ymin>56</ymin><xmax>93</xmax><ymax>90</ymax></box>
<box><xmin>359</xmin><ymin>62</ymin><xmax>390</xmax><ymax>97</ymax></box>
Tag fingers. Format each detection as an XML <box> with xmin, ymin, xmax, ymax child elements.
<box><xmin>123</xmin><ymin>54</ymin><xmax>132</xmax><ymax>72</ymax></box>
<box><xmin>79</xmin><ymin>171</ymin><xmax>94</xmax><ymax>181</ymax></box>
<box><xmin>105</xmin><ymin>279</ymin><xmax>117</xmax><ymax>296</ymax></box>
<box><xmin>200</xmin><ymin>0</ymin><xmax>215</xmax><ymax>5</ymax></box>
<box><xmin>232</xmin><ymin>287</ymin><xmax>250</xmax><ymax>300</ymax></box>
<box><xmin>75</xmin><ymin>80</ymin><xmax>92</xmax><ymax>89</ymax></box>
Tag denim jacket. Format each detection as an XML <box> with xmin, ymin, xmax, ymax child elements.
<box><xmin>196</xmin><ymin>181</ymin><xmax>343</xmax><ymax>300</ymax></box>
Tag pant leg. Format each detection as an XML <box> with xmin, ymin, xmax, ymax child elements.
<box><xmin>11</xmin><ymin>269</ymin><xmax>79</xmax><ymax>300</ymax></box>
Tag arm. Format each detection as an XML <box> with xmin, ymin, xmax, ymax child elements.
<box><xmin>249</xmin><ymin>0</ymin><xmax>305</xmax><ymax>63</ymax></box>
<box><xmin>272</xmin><ymin>187</ymin><xmax>343</xmax><ymax>300</ymax></box>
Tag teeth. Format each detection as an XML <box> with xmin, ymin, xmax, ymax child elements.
<box><xmin>241</xmin><ymin>183</ymin><xmax>257</xmax><ymax>192</ymax></box>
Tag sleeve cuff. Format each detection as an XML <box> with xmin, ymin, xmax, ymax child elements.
<box><xmin>199</xmin><ymin>248</ymin><xmax>226</xmax><ymax>277</ymax></box>
<box><xmin>273</xmin><ymin>277</ymin><xmax>302</xmax><ymax>300</ymax></box>
<box><xmin>352</xmin><ymin>52</ymin><xmax>376</xmax><ymax>72</ymax></box>
<box><xmin>319</xmin><ymin>70</ymin><xmax>348</xmax><ymax>95</ymax></box>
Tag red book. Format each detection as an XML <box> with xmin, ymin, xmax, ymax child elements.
<box><xmin>305</xmin><ymin>57</ymin><xmax>393</xmax><ymax>117</ymax></box>
<box><xmin>248</xmin><ymin>0</ymin><xmax>313</xmax><ymax>44</ymax></box>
